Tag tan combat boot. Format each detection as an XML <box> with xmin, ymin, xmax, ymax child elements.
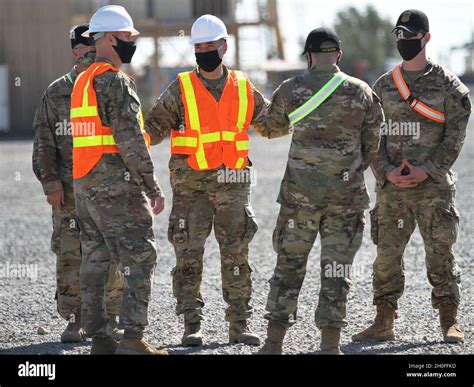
<box><xmin>439</xmin><ymin>303</ymin><xmax>464</xmax><ymax>343</ymax></box>
<box><xmin>91</xmin><ymin>336</ymin><xmax>118</xmax><ymax>355</ymax></box>
<box><xmin>116</xmin><ymin>331</ymin><xmax>169</xmax><ymax>355</ymax></box>
<box><xmin>320</xmin><ymin>327</ymin><xmax>342</xmax><ymax>355</ymax></box>
<box><xmin>257</xmin><ymin>321</ymin><xmax>287</xmax><ymax>354</ymax></box>
<box><xmin>60</xmin><ymin>321</ymin><xmax>86</xmax><ymax>343</ymax></box>
<box><xmin>352</xmin><ymin>303</ymin><xmax>396</xmax><ymax>342</ymax></box>
<box><xmin>229</xmin><ymin>320</ymin><xmax>261</xmax><ymax>346</ymax></box>
<box><xmin>181</xmin><ymin>320</ymin><xmax>203</xmax><ymax>347</ymax></box>
<box><xmin>108</xmin><ymin>314</ymin><xmax>124</xmax><ymax>341</ymax></box>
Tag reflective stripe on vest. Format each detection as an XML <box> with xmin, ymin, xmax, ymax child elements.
<box><xmin>177</xmin><ymin>71</ymin><xmax>251</xmax><ymax>170</ymax></box>
<box><xmin>71</xmin><ymin>62</ymin><xmax>151</xmax><ymax>179</ymax></box>
<box><xmin>179</xmin><ymin>71</ymin><xmax>208</xmax><ymax>169</ymax></box>
<box><xmin>288</xmin><ymin>72</ymin><xmax>346</xmax><ymax>125</ymax></box>
<box><xmin>73</xmin><ymin>135</ymin><xmax>116</xmax><ymax>148</ymax></box>
<box><xmin>234</xmin><ymin>70</ymin><xmax>249</xmax><ymax>167</ymax></box>
<box><xmin>172</xmin><ymin>136</ymin><xmax>198</xmax><ymax>148</ymax></box>
<box><xmin>71</xmin><ymin>64</ymin><xmax>118</xmax><ymax>149</ymax></box>
<box><xmin>391</xmin><ymin>65</ymin><xmax>446</xmax><ymax>124</ymax></box>
<box><xmin>235</xmin><ymin>70</ymin><xmax>248</xmax><ymax>132</ymax></box>
<box><xmin>70</xmin><ymin>71</ymin><xmax>100</xmax><ymax>119</ymax></box>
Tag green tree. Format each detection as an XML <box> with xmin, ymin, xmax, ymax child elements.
<box><xmin>334</xmin><ymin>5</ymin><xmax>397</xmax><ymax>84</ymax></box>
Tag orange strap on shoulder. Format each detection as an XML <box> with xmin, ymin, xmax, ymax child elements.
<box><xmin>391</xmin><ymin>65</ymin><xmax>445</xmax><ymax>124</ymax></box>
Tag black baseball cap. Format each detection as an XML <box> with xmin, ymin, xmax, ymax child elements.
<box><xmin>70</xmin><ymin>24</ymin><xmax>94</xmax><ymax>48</ymax></box>
<box><xmin>392</xmin><ymin>9</ymin><xmax>429</xmax><ymax>34</ymax></box>
<box><xmin>302</xmin><ymin>28</ymin><xmax>341</xmax><ymax>55</ymax></box>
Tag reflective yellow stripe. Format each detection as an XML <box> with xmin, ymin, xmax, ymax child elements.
<box><xmin>180</xmin><ymin>72</ymin><xmax>207</xmax><ymax>169</ymax></box>
<box><xmin>234</xmin><ymin>71</ymin><xmax>248</xmax><ymax>132</ymax></box>
<box><xmin>73</xmin><ymin>135</ymin><xmax>116</xmax><ymax>148</ymax></box>
<box><xmin>201</xmin><ymin>132</ymin><xmax>221</xmax><ymax>143</ymax></box>
<box><xmin>71</xmin><ymin>65</ymin><xmax>104</xmax><ymax>119</ymax></box>
<box><xmin>222</xmin><ymin>131</ymin><xmax>236</xmax><ymax>141</ymax></box>
<box><xmin>236</xmin><ymin>141</ymin><xmax>249</xmax><ymax>151</ymax></box>
<box><xmin>172</xmin><ymin>137</ymin><xmax>198</xmax><ymax>147</ymax></box>
<box><xmin>71</xmin><ymin>106</ymin><xmax>97</xmax><ymax>119</ymax></box>
<box><xmin>288</xmin><ymin>73</ymin><xmax>346</xmax><ymax>125</ymax></box>
<box><xmin>235</xmin><ymin>158</ymin><xmax>244</xmax><ymax>169</ymax></box>
<box><xmin>139</xmin><ymin>110</ymin><xmax>144</xmax><ymax>130</ymax></box>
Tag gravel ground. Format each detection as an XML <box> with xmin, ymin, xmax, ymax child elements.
<box><xmin>0</xmin><ymin>128</ymin><xmax>472</xmax><ymax>355</ymax></box>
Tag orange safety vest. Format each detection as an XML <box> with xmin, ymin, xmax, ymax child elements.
<box><xmin>171</xmin><ymin>69</ymin><xmax>255</xmax><ymax>171</ymax></box>
<box><xmin>391</xmin><ymin>64</ymin><xmax>446</xmax><ymax>124</ymax></box>
<box><xmin>70</xmin><ymin>62</ymin><xmax>150</xmax><ymax>179</ymax></box>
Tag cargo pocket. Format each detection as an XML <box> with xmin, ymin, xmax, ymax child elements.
<box><xmin>369</xmin><ymin>206</ymin><xmax>379</xmax><ymax>245</ymax></box>
<box><xmin>170</xmin><ymin>266</ymin><xmax>179</xmax><ymax>297</ymax></box>
<box><xmin>431</xmin><ymin>205</ymin><xmax>459</xmax><ymax>245</ymax></box>
<box><xmin>265</xmin><ymin>276</ymin><xmax>281</xmax><ymax>311</ymax></box>
<box><xmin>242</xmin><ymin>204</ymin><xmax>258</xmax><ymax>244</ymax></box>
<box><xmin>51</xmin><ymin>211</ymin><xmax>62</xmax><ymax>255</ymax></box>
<box><xmin>272</xmin><ymin>210</ymin><xmax>291</xmax><ymax>253</ymax></box>
<box><xmin>272</xmin><ymin>222</ymin><xmax>284</xmax><ymax>254</ymax></box>
<box><xmin>168</xmin><ymin>211</ymin><xmax>189</xmax><ymax>246</ymax></box>
<box><xmin>349</xmin><ymin>212</ymin><xmax>366</xmax><ymax>247</ymax></box>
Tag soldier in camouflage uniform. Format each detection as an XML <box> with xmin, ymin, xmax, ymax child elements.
<box><xmin>353</xmin><ymin>10</ymin><xmax>471</xmax><ymax>344</ymax></box>
<box><xmin>145</xmin><ymin>15</ymin><xmax>267</xmax><ymax>347</ymax></box>
<box><xmin>73</xmin><ymin>6</ymin><xmax>168</xmax><ymax>355</ymax></box>
<box><xmin>255</xmin><ymin>28</ymin><xmax>383</xmax><ymax>354</ymax></box>
<box><xmin>32</xmin><ymin>24</ymin><xmax>124</xmax><ymax>343</ymax></box>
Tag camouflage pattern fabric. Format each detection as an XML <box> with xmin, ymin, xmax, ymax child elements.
<box><xmin>74</xmin><ymin>58</ymin><xmax>163</xmax><ymax>337</ymax></box>
<box><xmin>265</xmin><ymin>203</ymin><xmax>365</xmax><ymax>329</ymax></box>
<box><xmin>255</xmin><ymin>64</ymin><xmax>382</xmax><ymax>212</ymax></box>
<box><xmin>369</xmin><ymin>61</ymin><xmax>471</xmax><ymax>310</ymax></box>
<box><xmin>33</xmin><ymin>66</ymin><xmax>123</xmax><ymax>324</ymax></box>
<box><xmin>145</xmin><ymin>66</ymin><xmax>266</xmax><ymax>323</ymax></box>
<box><xmin>370</xmin><ymin>189</ymin><xmax>461</xmax><ymax>309</ymax></box>
<box><xmin>371</xmin><ymin>61</ymin><xmax>471</xmax><ymax>192</ymax></box>
<box><xmin>256</xmin><ymin>64</ymin><xmax>383</xmax><ymax>328</ymax></box>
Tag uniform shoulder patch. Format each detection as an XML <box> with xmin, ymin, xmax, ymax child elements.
<box><xmin>452</xmin><ymin>81</ymin><xmax>470</xmax><ymax>99</ymax></box>
<box><xmin>126</xmin><ymin>86</ymin><xmax>141</xmax><ymax>113</ymax></box>
<box><xmin>444</xmin><ymin>69</ymin><xmax>470</xmax><ymax>98</ymax></box>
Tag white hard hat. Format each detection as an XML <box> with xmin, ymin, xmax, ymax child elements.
<box><xmin>82</xmin><ymin>5</ymin><xmax>139</xmax><ymax>37</ymax></box>
<box><xmin>190</xmin><ymin>14</ymin><xmax>229</xmax><ymax>44</ymax></box>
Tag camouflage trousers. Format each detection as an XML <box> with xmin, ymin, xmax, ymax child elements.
<box><xmin>264</xmin><ymin>203</ymin><xmax>365</xmax><ymax>329</ymax></box>
<box><xmin>169</xmin><ymin>185</ymin><xmax>258</xmax><ymax>323</ymax></box>
<box><xmin>370</xmin><ymin>189</ymin><xmax>461</xmax><ymax>310</ymax></box>
<box><xmin>74</xmin><ymin>167</ymin><xmax>157</xmax><ymax>337</ymax></box>
<box><xmin>51</xmin><ymin>185</ymin><xmax>123</xmax><ymax>323</ymax></box>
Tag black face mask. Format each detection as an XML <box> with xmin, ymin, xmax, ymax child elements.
<box><xmin>195</xmin><ymin>49</ymin><xmax>222</xmax><ymax>72</ymax></box>
<box><xmin>397</xmin><ymin>38</ymin><xmax>424</xmax><ymax>61</ymax></box>
<box><xmin>112</xmin><ymin>35</ymin><xmax>136</xmax><ymax>64</ymax></box>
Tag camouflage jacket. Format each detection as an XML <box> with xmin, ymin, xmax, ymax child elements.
<box><xmin>256</xmin><ymin>64</ymin><xmax>383</xmax><ymax>211</ymax></box>
<box><xmin>372</xmin><ymin>61</ymin><xmax>471</xmax><ymax>192</ymax></box>
<box><xmin>144</xmin><ymin>66</ymin><xmax>268</xmax><ymax>191</ymax></box>
<box><xmin>33</xmin><ymin>67</ymin><xmax>78</xmax><ymax>194</ymax></box>
<box><xmin>79</xmin><ymin>58</ymin><xmax>163</xmax><ymax>198</ymax></box>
